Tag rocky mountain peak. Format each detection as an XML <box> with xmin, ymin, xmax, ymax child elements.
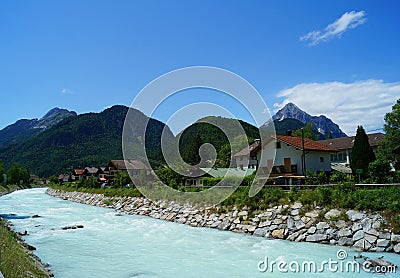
<box><xmin>263</xmin><ymin>103</ymin><xmax>347</xmax><ymax>139</ymax></box>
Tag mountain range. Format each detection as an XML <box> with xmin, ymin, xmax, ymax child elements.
<box><xmin>0</xmin><ymin>106</ymin><xmax>173</xmax><ymax>177</ymax></box>
<box><xmin>0</xmin><ymin>103</ymin><xmax>346</xmax><ymax>176</ymax></box>
<box><xmin>0</xmin><ymin>108</ymin><xmax>77</xmax><ymax>147</ymax></box>
<box><xmin>263</xmin><ymin>103</ymin><xmax>347</xmax><ymax>139</ymax></box>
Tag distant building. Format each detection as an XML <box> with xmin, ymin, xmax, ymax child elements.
<box><xmin>320</xmin><ymin>132</ymin><xmax>385</xmax><ymax>165</ymax></box>
<box><xmin>183</xmin><ymin>167</ymin><xmax>255</xmax><ymax>187</ymax></box>
<box><xmin>84</xmin><ymin>167</ymin><xmax>103</xmax><ymax>180</ymax></box>
<box><xmin>105</xmin><ymin>160</ymin><xmax>149</xmax><ymax>184</ymax></box>
<box><xmin>233</xmin><ymin>139</ymin><xmax>261</xmax><ymax>170</ymax></box>
<box><xmin>74</xmin><ymin>169</ymin><xmax>85</xmax><ymax>180</ymax></box>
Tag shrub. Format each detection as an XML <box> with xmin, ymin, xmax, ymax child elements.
<box><xmin>393</xmin><ymin>170</ymin><xmax>400</xmax><ymax>183</ymax></box>
<box><xmin>368</xmin><ymin>158</ymin><xmax>391</xmax><ymax>183</ymax></box>
<box><xmin>306</xmin><ymin>170</ymin><xmax>328</xmax><ymax>185</ymax></box>
<box><xmin>202</xmin><ymin>177</ymin><xmax>222</xmax><ymax>187</ymax></box>
<box><xmin>317</xmin><ymin>187</ymin><xmax>332</xmax><ymax>206</ymax></box>
<box><xmin>330</xmin><ymin>171</ymin><xmax>349</xmax><ymax>183</ymax></box>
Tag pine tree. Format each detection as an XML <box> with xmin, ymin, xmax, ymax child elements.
<box><xmin>350</xmin><ymin>126</ymin><xmax>376</xmax><ymax>179</ymax></box>
<box><xmin>293</xmin><ymin>122</ymin><xmax>317</xmax><ymax>140</ymax></box>
<box><xmin>0</xmin><ymin>160</ymin><xmax>4</xmax><ymax>184</ymax></box>
<box><xmin>182</xmin><ymin>134</ymin><xmax>202</xmax><ymax>165</ymax></box>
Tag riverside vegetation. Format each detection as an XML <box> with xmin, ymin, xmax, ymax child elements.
<box><xmin>0</xmin><ymin>218</ymin><xmax>50</xmax><ymax>278</ymax></box>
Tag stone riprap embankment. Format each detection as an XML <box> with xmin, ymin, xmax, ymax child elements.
<box><xmin>46</xmin><ymin>188</ymin><xmax>400</xmax><ymax>254</ymax></box>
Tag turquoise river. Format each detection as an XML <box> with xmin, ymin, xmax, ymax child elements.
<box><xmin>1</xmin><ymin>188</ymin><xmax>399</xmax><ymax>277</ymax></box>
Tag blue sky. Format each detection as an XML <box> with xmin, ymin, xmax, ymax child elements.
<box><xmin>1</xmin><ymin>0</ymin><xmax>399</xmax><ymax>135</ymax></box>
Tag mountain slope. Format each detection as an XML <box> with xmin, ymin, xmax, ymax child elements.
<box><xmin>263</xmin><ymin>103</ymin><xmax>346</xmax><ymax>139</ymax></box>
<box><xmin>0</xmin><ymin>105</ymin><xmax>174</xmax><ymax>177</ymax></box>
<box><xmin>0</xmin><ymin>108</ymin><xmax>77</xmax><ymax>147</ymax></box>
<box><xmin>273</xmin><ymin>118</ymin><xmax>305</xmax><ymax>135</ymax></box>
<box><xmin>164</xmin><ymin>116</ymin><xmax>260</xmax><ymax>165</ymax></box>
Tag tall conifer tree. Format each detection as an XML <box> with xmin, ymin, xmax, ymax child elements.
<box><xmin>351</xmin><ymin>126</ymin><xmax>376</xmax><ymax>178</ymax></box>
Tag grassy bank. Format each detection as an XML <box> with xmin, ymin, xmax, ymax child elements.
<box><xmin>0</xmin><ymin>218</ymin><xmax>49</xmax><ymax>277</ymax></box>
<box><xmin>50</xmin><ymin>183</ymin><xmax>143</xmax><ymax>197</ymax></box>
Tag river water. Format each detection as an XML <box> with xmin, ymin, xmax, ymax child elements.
<box><xmin>0</xmin><ymin>188</ymin><xmax>399</xmax><ymax>277</ymax></box>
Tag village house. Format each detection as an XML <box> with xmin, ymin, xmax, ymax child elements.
<box><xmin>73</xmin><ymin>169</ymin><xmax>85</xmax><ymax>180</ymax></box>
<box><xmin>183</xmin><ymin>167</ymin><xmax>208</xmax><ymax>187</ymax></box>
<box><xmin>234</xmin><ymin>135</ymin><xmax>338</xmax><ymax>184</ymax></box>
<box><xmin>83</xmin><ymin>167</ymin><xmax>103</xmax><ymax>179</ymax></box>
<box><xmin>319</xmin><ymin>132</ymin><xmax>385</xmax><ymax>165</ymax></box>
<box><xmin>184</xmin><ymin>167</ymin><xmax>255</xmax><ymax>187</ymax></box>
<box><xmin>58</xmin><ymin>174</ymin><xmax>74</xmax><ymax>183</ymax></box>
<box><xmin>105</xmin><ymin>160</ymin><xmax>149</xmax><ymax>185</ymax></box>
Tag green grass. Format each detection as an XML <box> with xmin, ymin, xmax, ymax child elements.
<box><xmin>0</xmin><ymin>219</ymin><xmax>49</xmax><ymax>277</ymax></box>
<box><xmin>50</xmin><ymin>183</ymin><xmax>143</xmax><ymax>197</ymax></box>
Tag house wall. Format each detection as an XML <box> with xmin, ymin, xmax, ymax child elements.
<box><xmin>185</xmin><ymin>178</ymin><xmax>203</xmax><ymax>187</ymax></box>
<box><xmin>234</xmin><ymin>155</ymin><xmax>257</xmax><ymax>170</ymax></box>
<box><xmin>305</xmin><ymin>151</ymin><xmax>332</xmax><ymax>173</ymax></box>
<box><xmin>331</xmin><ymin>146</ymin><xmax>379</xmax><ymax>165</ymax></box>
<box><xmin>258</xmin><ymin>140</ymin><xmax>332</xmax><ymax>174</ymax></box>
<box><xmin>235</xmin><ymin>155</ymin><xmax>249</xmax><ymax>170</ymax></box>
<box><xmin>331</xmin><ymin>150</ymin><xmax>350</xmax><ymax>164</ymax></box>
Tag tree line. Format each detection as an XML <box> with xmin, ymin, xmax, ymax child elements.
<box><xmin>0</xmin><ymin>161</ymin><xmax>30</xmax><ymax>185</ymax></box>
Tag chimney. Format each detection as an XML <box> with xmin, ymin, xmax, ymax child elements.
<box><xmin>286</xmin><ymin>130</ymin><xmax>292</xmax><ymax>136</ymax></box>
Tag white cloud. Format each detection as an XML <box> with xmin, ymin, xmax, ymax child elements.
<box><xmin>300</xmin><ymin>11</ymin><xmax>367</xmax><ymax>46</ymax></box>
<box><xmin>274</xmin><ymin>80</ymin><xmax>400</xmax><ymax>135</ymax></box>
<box><xmin>61</xmin><ymin>88</ymin><xmax>73</xmax><ymax>95</ymax></box>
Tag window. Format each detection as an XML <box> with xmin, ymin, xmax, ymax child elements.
<box><xmin>276</xmin><ymin>142</ymin><xmax>281</xmax><ymax>149</ymax></box>
<box><xmin>320</xmin><ymin>157</ymin><xmax>324</xmax><ymax>163</ymax></box>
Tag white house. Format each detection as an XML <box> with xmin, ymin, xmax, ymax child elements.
<box><xmin>234</xmin><ymin>135</ymin><xmax>338</xmax><ymax>183</ymax></box>
<box><xmin>233</xmin><ymin>139</ymin><xmax>261</xmax><ymax>170</ymax></box>
<box><xmin>319</xmin><ymin>132</ymin><xmax>385</xmax><ymax>165</ymax></box>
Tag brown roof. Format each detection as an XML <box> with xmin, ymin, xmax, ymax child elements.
<box><xmin>274</xmin><ymin>135</ymin><xmax>338</xmax><ymax>152</ymax></box>
<box><xmin>233</xmin><ymin>140</ymin><xmax>261</xmax><ymax>157</ymax></box>
<box><xmin>107</xmin><ymin>160</ymin><xmax>148</xmax><ymax>170</ymax></box>
<box><xmin>74</xmin><ymin>169</ymin><xmax>85</xmax><ymax>175</ymax></box>
<box><xmin>85</xmin><ymin>167</ymin><xmax>102</xmax><ymax>174</ymax></box>
<box><xmin>319</xmin><ymin>133</ymin><xmax>385</xmax><ymax>150</ymax></box>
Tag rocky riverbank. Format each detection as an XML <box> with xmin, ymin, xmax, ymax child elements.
<box><xmin>46</xmin><ymin>188</ymin><xmax>400</xmax><ymax>254</ymax></box>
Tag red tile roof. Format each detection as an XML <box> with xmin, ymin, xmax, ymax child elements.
<box><xmin>274</xmin><ymin>135</ymin><xmax>338</xmax><ymax>152</ymax></box>
<box><xmin>74</xmin><ymin>169</ymin><xmax>85</xmax><ymax>175</ymax></box>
